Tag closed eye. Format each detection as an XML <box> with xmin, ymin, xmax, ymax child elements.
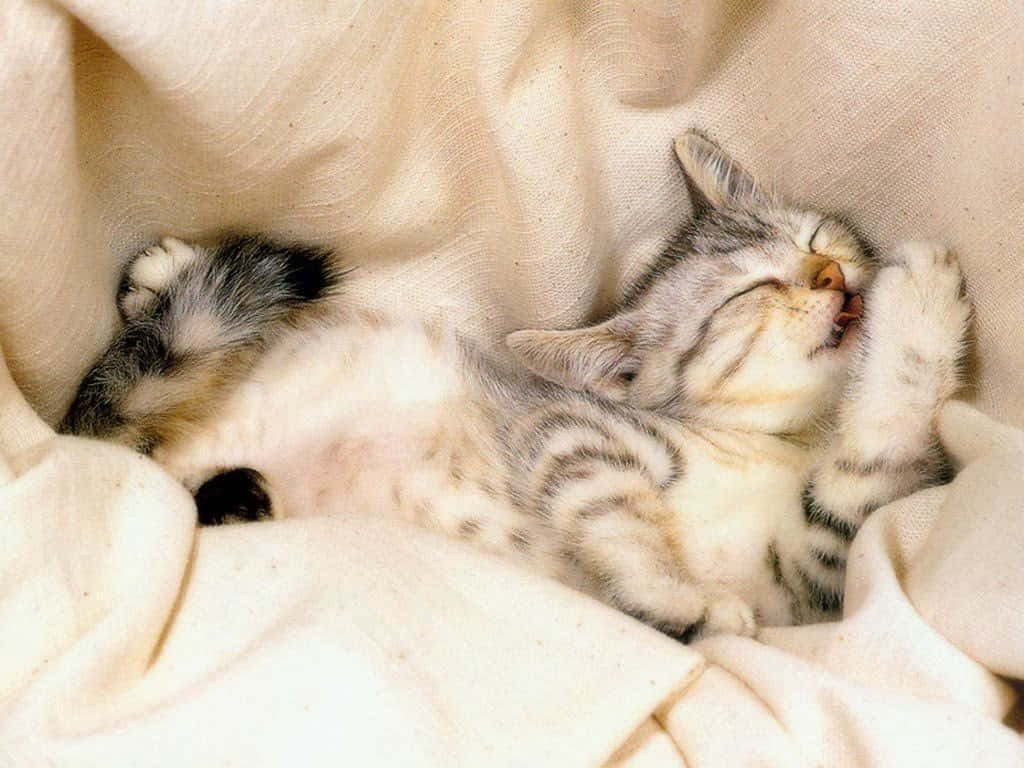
<box><xmin>807</xmin><ymin>220</ymin><xmax>826</xmax><ymax>253</ymax></box>
<box><xmin>703</xmin><ymin>278</ymin><xmax>787</xmax><ymax>324</ymax></box>
<box><xmin>723</xmin><ymin>278</ymin><xmax>784</xmax><ymax>306</ymax></box>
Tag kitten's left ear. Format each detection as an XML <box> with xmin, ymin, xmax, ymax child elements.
<box><xmin>674</xmin><ymin>129</ymin><xmax>768</xmax><ymax>211</ymax></box>
<box><xmin>506</xmin><ymin>315</ymin><xmax>639</xmax><ymax>401</ymax></box>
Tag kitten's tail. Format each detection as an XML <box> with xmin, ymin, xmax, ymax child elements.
<box><xmin>59</xmin><ymin>235</ymin><xmax>344</xmax><ymax>452</ymax></box>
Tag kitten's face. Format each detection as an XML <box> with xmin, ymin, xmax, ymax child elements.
<box><xmin>654</xmin><ymin>207</ymin><xmax>872</xmax><ymax>429</ymax></box>
<box><xmin>508</xmin><ymin>130</ymin><xmax>874</xmax><ymax>432</ymax></box>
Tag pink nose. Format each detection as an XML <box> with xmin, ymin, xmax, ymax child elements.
<box><xmin>814</xmin><ymin>261</ymin><xmax>845</xmax><ymax>292</ymax></box>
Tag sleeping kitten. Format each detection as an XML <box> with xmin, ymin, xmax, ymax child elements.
<box><xmin>61</xmin><ymin>130</ymin><xmax>971</xmax><ymax>640</ymax></box>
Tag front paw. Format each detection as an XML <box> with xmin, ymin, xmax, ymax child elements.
<box><xmin>877</xmin><ymin>241</ymin><xmax>970</xmax><ymax>319</ymax></box>
<box><xmin>701</xmin><ymin>592</ymin><xmax>757</xmax><ymax>639</ymax></box>
<box><xmin>631</xmin><ymin>582</ymin><xmax>756</xmax><ymax>642</ymax></box>
<box><xmin>864</xmin><ymin>241</ymin><xmax>972</xmax><ymax>393</ymax></box>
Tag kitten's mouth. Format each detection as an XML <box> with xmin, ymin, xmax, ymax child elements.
<box><xmin>824</xmin><ymin>294</ymin><xmax>863</xmax><ymax>349</ymax></box>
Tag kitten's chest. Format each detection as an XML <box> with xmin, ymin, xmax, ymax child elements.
<box><xmin>664</xmin><ymin>431</ymin><xmax>811</xmax><ymax>587</ymax></box>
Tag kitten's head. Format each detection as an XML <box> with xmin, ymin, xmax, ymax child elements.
<box><xmin>507</xmin><ymin>129</ymin><xmax>874</xmax><ymax>433</ymax></box>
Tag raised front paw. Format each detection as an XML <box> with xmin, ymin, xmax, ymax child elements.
<box><xmin>876</xmin><ymin>241</ymin><xmax>971</xmax><ymax>329</ymax></box>
<box><xmin>864</xmin><ymin>241</ymin><xmax>972</xmax><ymax>396</ymax></box>
<box><xmin>118</xmin><ymin>236</ymin><xmax>203</xmax><ymax>320</ymax></box>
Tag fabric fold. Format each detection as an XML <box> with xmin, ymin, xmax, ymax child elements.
<box><xmin>2</xmin><ymin>0</ymin><xmax>1022</xmax><ymax>764</ymax></box>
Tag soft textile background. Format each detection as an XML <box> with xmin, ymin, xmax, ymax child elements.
<box><xmin>2</xmin><ymin>0</ymin><xmax>1022</xmax><ymax>765</ymax></box>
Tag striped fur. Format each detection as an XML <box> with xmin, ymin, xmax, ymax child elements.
<box><xmin>62</xmin><ymin>131</ymin><xmax>972</xmax><ymax>640</ymax></box>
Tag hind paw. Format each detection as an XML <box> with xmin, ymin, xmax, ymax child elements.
<box><xmin>118</xmin><ymin>237</ymin><xmax>203</xmax><ymax>319</ymax></box>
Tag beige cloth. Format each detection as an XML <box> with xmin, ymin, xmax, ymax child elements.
<box><xmin>2</xmin><ymin>0</ymin><xmax>1022</xmax><ymax>765</ymax></box>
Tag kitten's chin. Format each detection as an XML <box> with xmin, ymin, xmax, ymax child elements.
<box><xmin>833</xmin><ymin>294</ymin><xmax>863</xmax><ymax>351</ymax></box>
<box><xmin>811</xmin><ymin>318</ymin><xmax>860</xmax><ymax>359</ymax></box>
<box><xmin>811</xmin><ymin>293</ymin><xmax>863</xmax><ymax>357</ymax></box>
<box><xmin>834</xmin><ymin>319</ymin><xmax>860</xmax><ymax>352</ymax></box>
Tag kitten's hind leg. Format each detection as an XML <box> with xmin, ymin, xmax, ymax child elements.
<box><xmin>118</xmin><ymin>237</ymin><xmax>202</xmax><ymax>320</ymax></box>
<box><xmin>566</xmin><ymin>488</ymin><xmax>755</xmax><ymax>640</ymax></box>
<box><xmin>61</xmin><ymin>235</ymin><xmax>342</xmax><ymax>450</ymax></box>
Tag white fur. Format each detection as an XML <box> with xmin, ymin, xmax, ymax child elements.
<box><xmin>120</xmin><ymin>237</ymin><xmax>202</xmax><ymax>318</ymax></box>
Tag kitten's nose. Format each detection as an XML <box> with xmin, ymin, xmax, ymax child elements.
<box><xmin>814</xmin><ymin>261</ymin><xmax>845</xmax><ymax>292</ymax></box>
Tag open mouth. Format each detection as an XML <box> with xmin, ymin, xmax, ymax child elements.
<box><xmin>822</xmin><ymin>293</ymin><xmax>863</xmax><ymax>348</ymax></box>
<box><xmin>806</xmin><ymin>293</ymin><xmax>863</xmax><ymax>359</ymax></box>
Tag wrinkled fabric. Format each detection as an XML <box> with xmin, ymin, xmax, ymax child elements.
<box><xmin>1</xmin><ymin>0</ymin><xmax>1022</xmax><ymax>765</ymax></box>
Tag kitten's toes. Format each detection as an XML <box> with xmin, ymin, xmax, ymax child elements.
<box><xmin>868</xmin><ymin>241</ymin><xmax>972</xmax><ymax>396</ymax></box>
<box><xmin>887</xmin><ymin>240</ymin><xmax>952</xmax><ymax>270</ymax></box>
<box><xmin>893</xmin><ymin>241</ymin><xmax>971</xmax><ymax>328</ymax></box>
<box><xmin>873</xmin><ymin>242</ymin><xmax>968</xmax><ymax>312</ymax></box>
<box><xmin>118</xmin><ymin>237</ymin><xmax>203</xmax><ymax>320</ymax></box>
<box><xmin>700</xmin><ymin>592</ymin><xmax>757</xmax><ymax>639</ymax></box>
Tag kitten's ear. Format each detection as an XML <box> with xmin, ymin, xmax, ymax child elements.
<box><xmin>506</xmin><ymin>315</ymin><xmax>639</xmax><ymax>400</ymax></box>
<box><xmin>674</xmin><ymin>129</ymin><xmax>767</xmax><ymax>211</ymax></box>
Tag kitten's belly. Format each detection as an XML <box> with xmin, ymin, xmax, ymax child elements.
<box><xmin>665</xmin><ymin>438</ymin><xmax>809</xmax><ymax>614</ymax></box>
<box><xmin>153</xmin><ymin>317</ymin><xmax>542</xmax><ymax>559</ymax></box>
<box><xmin>155</xmin><ymin>318</ymin><xmax>476</xmax><ymax>511</ymax></box>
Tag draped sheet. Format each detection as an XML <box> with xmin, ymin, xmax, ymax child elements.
<box><xmin>2</xmin><ymin>1</ymin><xmax>1022</xmax><ymax>764</ymax></box>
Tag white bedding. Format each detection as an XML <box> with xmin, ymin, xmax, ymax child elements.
<box><xmin>2</xmin><ymin>0</ymin><xmax>1022</xmax><ymax>764</ymax></box>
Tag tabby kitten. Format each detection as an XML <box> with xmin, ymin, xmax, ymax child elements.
<box><xmin>62</xmin><ymin>130</ymin><xmax>971</xmax><ymax>640</ymax></box>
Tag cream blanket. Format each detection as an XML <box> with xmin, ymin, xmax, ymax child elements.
<box><xmin>2</xmin><ymin>0</ymin><xmax>1022</xmax><ymax>765</ymax></box>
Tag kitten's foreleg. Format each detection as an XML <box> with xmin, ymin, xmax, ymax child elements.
<box><xmin>566</xmin><ymin>488</ymin><xmax>755</xmax><ymax>640</ymax></box>
<box><xmin>799</xmin><ymin>242</ymin><xmax>971</xmax><ymax>619</ymax></box>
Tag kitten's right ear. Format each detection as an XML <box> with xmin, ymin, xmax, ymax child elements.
<box><xmin>506</xmin><ymin>315</ymin><xmax>639</xmax><ymax>401</ymax></box>
<box><xmin>674</xmin><ymin>129</ymin><xmax>767</xmax><ymax>212</ymax></box>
